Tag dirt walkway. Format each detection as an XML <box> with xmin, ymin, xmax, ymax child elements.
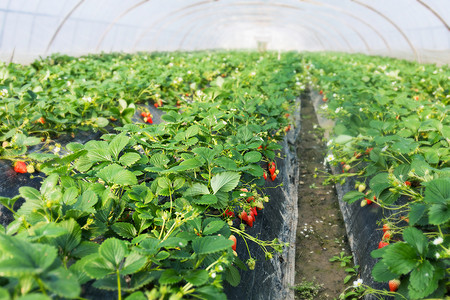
<box><xmin>294</xmin><ymin>95</ymin><xmax>353</xmax><ymax>299</ymax></box>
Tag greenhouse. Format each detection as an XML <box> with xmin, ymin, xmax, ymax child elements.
<box><xmin>0</xmin><ymin>1</ymin><xmax>449</xmax><ymax>299</ymax></box>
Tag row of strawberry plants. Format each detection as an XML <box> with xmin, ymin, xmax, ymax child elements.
<box><xmin>303</xmin><ymin>52</ymin><xmax>449</xmax><ymax>299</ymax></box>
<box><xmin>0</xmin><ymin>51</ymin><xmax>304</xmax><ymax>299</ymax></box>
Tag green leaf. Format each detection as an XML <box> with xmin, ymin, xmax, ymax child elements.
<box><xmin>96</xmin><ymin>163</ymin><xmax>137</xmax><ymax>186</ymax></box>
<box><xmin>121</xmin><ymin>107</ymin><xmax>135</xmax><ymax>124</ymax></box>
<box><xmin>192</xmin><ymin>194</ymin><xmax>218</xmax><ymax>205</ymax></box>
<box><xmin>84</xmin><ymin>257</ymin><xmax>115</xmax><ymax>279</ymax></box>
<box><xmin>195</xmin><ymin>285</ymin><xmax>227</xmax><ymax>300</ymax></box>
<box><xmin>121</xmin><ymin>251</ymin><xmax>147</xmax><ymax>275</ymax></box>
<box><xmin>109</xmin><ymin>134</ymin><xmax>130</xmax><ymax>160</ymax></box>
<box><xmin>62</xmin><ymin>186</ymin><xmax>79</xmax><ymax>205</ymax></box>
<box><xmin>184</xmin><ymin>183</ymin><xmax>210</xmax><ymax>197</ymax></box>
<box><xmin>119</xmin><ymin>152</ymin><xmax>141</xmax><ymax>166</ymax></box>
<box><xmin>41</xmin><ymin>267</ymin><xmax>81</xmax><ymax>298</ymax></box>
<box><xmin>202</xmin><ymin>220</ymin><xmax>225</xmax><ymax>235</ymax></box>
<box><xmin>428</xmin><ymin>203</ymin><xmax>450</xmax><ymax>225</ymax></box>
<box><xmin>369</xmin><ymin>173</ymin><xmax>390</xmax><ymax>197</ymax></box>
<box><xmin>95</xmin><ymin>117</ymin><xmax>109</xmax><ymax>127</ymax></box>
<box><xmin>73</xmin><ymin>190</ymin><xmax>98</xmax><ymax>211</ymax></box>
<box><xmin>409</xmin><ymin>204</ymin><xmax>427</xmax><ymax>226</ymax></box>
<box><xmin>159</xmin><ymin>269</ymin><xmax>182</xmax><ymax>285</ymax></box>
<box><xmin>17</xmin><ymin>294</ymin><xmax>51</xmax><ymax>300</ymax></box>
<box><xmin>99</xmin><ymin>238</ymin><xmax>127</xmax><ymax>268</ymax></box>
<box><xmin>192</xmin><ymin>235</ymin><xmax>234</xmax><ymax>255</ymax></box>
<box><xmin>343</xmin><ymin>190</ymin><xmax>365</xmax><ymax>204</ymax></box>
<box><xmin>125</xmin><ymin>292</ymin><xmax>147</xmax><ymax>300</ymax></box>
<box><xmin>372</xmin><ymin>261</ymin><xmax>398</xmax><ymax>282</ymax></box>
<box><xmin>125</xmin><ymin>270</ymin><xmax>162</xmax><ymax>292</ymax></box>
<box><xmin>111</xmin><ymin>222</ymin><xmax>137</xmax><ymax>239</ymax></box>
<box><xmin>211</xmin><ymin>171</ymin><xmax>240</xmax><ymax>194</ymax></box>
<box><xmin>409</xmin><ymin>260</ymin><xmax>434</xmax><ymax>295</ymax></box>
<box><xmin>224</xmin><ymin>265</ymin><xmax>241</xmax><ymax>287</ymax></box>
<box><xmin>243</xmin><ymin>151</ymin><xmax>262</xmax><ymax>163</ymax></box>
<box><xmin>52</xmin><ymin>218</ymin><xmax>81</xmax><ymax>254</ymax></box>
<box><xmin>403</xmin><ymin>227</ymin><xmax>428</xmax><ymax>255</ymax></box>
<box><xmin>159</xmin><ymin>237</ymin><xmax>188</xmax><ymax>249</ymax></box>
<box><xmin>215</xmin><ymin>157</ymin><xmax>237</xmax><ymax>170</ymax></box>
<box><xmin>150</xmin><ymin>152</ymin><xmax>170</xmax><ymax>168</ymax></box>
<box><xmin>424</xmin><ymin>178</ymin><xmax>450</xmax><ymax>204</ymax></box>
<box><xmin>19</xmin><ymin>186</ymin><xmax>41</xmax><ymax>202</ymax></box>
<box><xmin>185</xmin><ymin>269</ymin><xmax>209</xmax><ymax>286</ymax></box>
<box><xmin>383</xmin><ymin>242</ymin><xmax>418</xmax><ymax>274</ymax></box>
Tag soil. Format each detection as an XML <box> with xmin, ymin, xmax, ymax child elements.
<box><xmin>294</xmin><ymin>96</ymin><xmax>353</xmax><ymax>299</ymax></box>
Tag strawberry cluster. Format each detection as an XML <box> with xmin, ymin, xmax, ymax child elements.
<box><xmin>140</xmin><ymin>112</ymin><xmax>153</xmax><ymax>124</ymax></box>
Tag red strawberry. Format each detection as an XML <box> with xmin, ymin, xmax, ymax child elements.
<box><xmin>258</xmin><ymin>145</ymin><xmax>263</xmax><ymax>150</ymax></box>
<box><xmin>388</xmin><ymin>279</ymin><xmax>400</xmax><ymax>292</ymax></box>
<box><xmin>223</xmin><ymin>209</ymin><xmax>234</xmax><ymax>217</ymax></box>
<box><xmin>271</xmin><ymin>173</ymin><xmax>277</xmax><ymax>181</ymax></box>
<box><xmin>247</xmin><ymin>196</ymin><xmax>254</xmax><ymax>203</ymax></box>
<box><xmin>322</xmin><ymin>97</ymin><xmax>327</xmax><ymax>102</ymax></box>
<box><xmin>263</xmin><ymin>171</ymin><xmax>267</xmax><ymax>180</ymax></box>
<box><xmin>239</xmin><ymin>211</ymin><xmax>248</xmax><ymax>222</ymax></box>
<box><xmin>404</xmin><ymin>181</ymin><xmax>411</xmax><ymax>186</ymax></box>
<box><xmin>382</xmin><ymin>224</ymin><xmax>390</xmax><ymax>233</ymax></box>
<box><xmin>251</xmin><ymin>207</ymin><xmax>257</xmax><ymax>217</ymax></box>
<box><xmin>154</xmin><ymin>103</ymin><xmax>159</xmax><ymax>108</ymax></box>
<box><xmin>37</xmin><ymin>117</ymin><xmax>45</xmax><ymax>124</ymax></box>
<box><xmin>147</xmin><ymin>117</ymin><xmax>153</xmax><ymax>124</ymax></box>
<box><xmin>365</xmin><ymin>197</ymin><xmax>372</xmax><ymax>205</ymax></box>
<box><xmin>378</xmin><ymin>241</ymin><xmax>389</xmax><ymax>249</ymax></box>
<box><xmin>354</xmin><ymin>152</ymin><xmax>362</xmax><ymax>159</ymax></box>
<box><xmin>365</xmin><ymin>147</ymin><xmax>374</xmax><ymax>154</ymax></box>
<box><xmin>229</xmin><ymin>235</ymin><xmax>237</xmax><ymax>251</ymax></box>
<box><xmin>284</xmin><ymin>125</ymin><xmax>291</xmax><ymax>132</ymax></box>
<box><xmin>141</xmin><ymin>112</ymin><xmax>147</xmax><ymax>117</ymax></box>
<box><xmin>383</xmin><ymin>231</ymin><xmax>391</xmax><ymax>241</ymax></box>
<box><xmin>269</xmin><ymin>162</ymin><xmax>276</xmax><ymax>175</ymax></box>
<box><xmin>319</xmin><ymin>90</ymin><xmax>323</xmax><ymax>95</ymax></box>
<box><xmin>14</xmin><ymin>161</ymin><xmax>27</xmax><ymax>173</ymax></box>
<box><xmin>246</xmin><ymin>215</ymin><xmax>254</xmax><ymax>227</ymax></box>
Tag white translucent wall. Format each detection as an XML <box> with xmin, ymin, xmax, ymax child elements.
<box><xmin>0</xmin><ymin>0</ymin><xmax>449</xmax><ymax>64</ymax></box>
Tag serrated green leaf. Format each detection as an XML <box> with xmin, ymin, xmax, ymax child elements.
<box><xmin>62</xmin><ymin>186</ymin><xmax>78</xmax><ymax>205</ymax></box>
<box><xmin>119</xmin><ymin>152</ymin><xmax>141</xmax><ymax>166</ymax></box>
<box><xmin>372</xmin><ymin>261</ymin><xmax>398</xmax><ymax>282</ymax></box>
<box><xmin>403</xmin><ymin>227</ymin><xmax>428</xmax><ymax>255</ymax></box>
<box><xmin>409</xmin><ymin>260</ymin><xmax>434</xmax><ymax>294</ymax></box>
<box><xmin>424</xmin><ymin>178</ymin><xmax>450</xmax><ymax>204</ymax></box>
<box><xmin>99</xmin><ymin>238</ymin><xmax>127</xmax><ymax>268</ymax></box>
<box><xmin>41</xmin><ymin>267</ymin><xmax>81</xmax><ymax>298</ymax></box>
<box><xmin>343</xmin><ymin>190</ymin><xmax>365</xmax><ymax>204</ymax></box>
<box><xmin>184</xmin><ymin>183</ymin><xmax>210</xmax><ymax>197</ymax></box>
<box><xmin>111</xmin><ymin>222</ymin><xmax>137</xmax><ymax>239</ymax></box>
<box><xmin>215</xmin><ymin>157</ymin><xmax>237</xmax><ymax>170</ymax></box>
<box><xmin>428</xmin><ymin>203</ymin><xmax>450</xmax><ymax>225</ymax></box>
<box><xmin>202</xmin><ymin>220</ymin><xmax>225</xmax><ymax>235</ymax></box>
<box><xmin>409</xmin><ymin>204</ymin><xmax>427</xmax><ymax>225</ymax></box>
<box><xmin>121</xmin><ymin>252</ymin><xmax>147</xmax><ymax>275</ymax></box>
<box><xmin>224</xmin><ymin>265</ymin><xmax>240</xmax><ymax>287</ymax></box>
<box><xmin>109</xmin><ymin>134</ymin><xmax>130</xmax><ymax>160</ymax></box>
<box><xmin>19</xmin><ymin>186</ymin><xmax>41</xmax><ymax>202</ymax></box>
<box><xmin>159</xmin><ymin>269</ymin><xmax>182</xmax><ymax>285</ymax></box>
<box><xmin>369</xmin><ymin>173</ymin><xmax>390</xmax><ymax>197</ymax></box>
<box><xmin>95</xmin><ymin>117</ymin><xmax>109</xmax><ymax>128</ymax></box>
<box><xmin>211</xmin><ymin>171</ymin><xmax>240</xmax><ymax>194</ymax></box>
<box><xmin>244</xmin><ymin>151</ymin><xmax>262</xmax><ymax>163</ymax></box>
<box><xmin>383</xmin><ymin>242</ymin><xmax>418</xmax><ymax>274</ymax></box>
<box><xmin>159</xmin><ymin>237</ymin><xmax>188</xmax><ymax>249</ymax></box>
<box><xmin>84</xmin><ymin>257</ymin><xmax>115</xmax><ymax>278</ymax></box>
<box><xmin>185</xmin><ymin>269</ymin><xmax>209</xmax><ymax>286</ymax></box>
<box><xmin>192</xmin><ymin>236</ymin><xmax>234</xmax><ymax>255</ymax></box>
<box><xmin>73</xmin><ymin>190</ymin><xmax>98</xmax><ymax>211</ymax></box>
<box><xmin>150</xmin><ymin>152</ymin><xmax>169</xmax><ymax>168</ymax></box>
<box><xmin>125</xmin><ymin>292</ymin><xmax>146</xmax><ymax>300</ymax></box>
<box><xmin>125</xmin><ymin>270</ymin><xmax>162</xmax><ymax>292</ymax></box>
<box><xmin>17</xmin><ymin>294</ymin><xmax>51</xmax><ymax>300</ymax></box>
<box><xmin>192</xmin><ymin>194</ymin><xmax>218</xmax><ymax>205</ymax></box>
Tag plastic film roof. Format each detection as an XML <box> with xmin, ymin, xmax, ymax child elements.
<box><xmin>0</xmin><ymin>0</ymin><xmax>449</xmax><ymax>64</ymax></box>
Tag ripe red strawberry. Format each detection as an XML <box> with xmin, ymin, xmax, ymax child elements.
<box><xmin>223</xmin><ymin>209</ymin><xmax>234</xmax><ymax>217</ymax></box>
<box><xmin>284</xmin><ymin>125</ymin><xmax>291</xmax><ymax>132</ymax></box>
<box><xmin>383</xmin><ymin>231</ymin><xmax>391</xmax><ymax>241</ymax></box>
<box><xmin>247</xmin><ymin>196</ymin><xmax>254</xmax><ymax>203</ymax></box>
<box><xmin>263</xmin><ymin>171</ymin><xmax>267</xmax><ymax>180</ymax></box>
<box><xmin>378</xmin><ymin>241</ymin><xmax>389</xmax><ymax>249</ymax></box>
<box><xmin>258</xmin><ymin>145</ymin><xmax>263</xmax><ymax>150</ymax></box>
<box><xmin>37</xmin><ymin>117</ymin><xmax>45</xmax><ymax>124</ymax></box>
<box><xmin>365</xmin><ymin>197</ymin><xmax>372</xmax><ymax>205</ymax></box>
<box><xmin>246</xmin><ymin>215</ymin><xmax>254</xmax><ymax>227</ymax></box>
<box><xmin>147</xmin><ymin>117</ymin><xmax>153</xmax><ymax>124</ymax></box>
<box><xmin>319</xmin><ymin>90</ymin><xmax>323</xmax><ymax>95</ymax></box>
<box><xmin>388</xmin><ymin>279</ymin><xmax>400</xmax><ymax>292</ymax></box>
<box><xmin>365</xmin><ymin>147</ymin><xmax>374</xmax><ymax>154</ymax></box>
<box><xmin>271</xmin><ymin>173</ymin><xmax>277</xmax><ymax>181</ymax></box>
<box><xmin>141</xmin><ymin>112</ymin><xmax>147</xmax><ymax>117</ymax></box>
<box><xmin>154</xmin><ymin>103</ymin><xmax>159</xmax><ymax>108</ymax></box>
<box><xmin>269</xmin><ymin>162</ymin><xmax>276</xmax><ymax>175</ymax></box>
<box><xmin>404</xmin><ymin>181</ymin><xmax>411</xmax><ymax>186</ymax></box>
<box><xmin>14</xmin><ymin>161</ymin><xmax>27</xmax><ymax>173</ymax></box>
<box><xmin>239</xmin><ymin>211</ymin><xmax>248</xmax><ymax>222</ymax></box>
<box><xmin>229</xmin><ymin>235</ymin><xmax>237</xmax><ymax>251</ymax></box>
<box><xmin>382</xmin><ymin>224</ymin><xmax>390</xmax><ymax>233</ymax></box>
<box><xmin>251</xmin><ymin>207</ymin><xmax>257</xmax><ymax>217</ymax></box>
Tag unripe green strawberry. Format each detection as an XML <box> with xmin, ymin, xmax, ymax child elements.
<box><xmin>358</xmin><ymin>183</ymin><xmax>366</xmax><ymax>193</ymax></box>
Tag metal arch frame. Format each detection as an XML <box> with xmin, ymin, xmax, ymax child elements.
<box><xmin>297</xmin><ymin>0</ymin><xmax>391</xmax><ymax>52</ymax></box>
<box><xmin>174</xmin><ymin>7</ymin><xmax>370</xmax><ymax>53</ymax></box>
<box><xmin>95</xmin><ymin>0</ymin><xmax>150</xmax><ymax>51</ymax></box>
<box><xmin>181</xmin><ymin>16</ymin><xmax>328</xmax><ymax>52</ymax></box>
<box><xmin>133</xmin><ymin>0</ymin><xmax>390</xmax><ymax>53</ymax></box>
<box><xmin>179</xmin><ymin>13</ymin><xmax>339</xmax><ymax>52</ymax></box>
<box><xmin>350</xmin><ymin>0</ymin><xmax>419</xmax><ymax>62</ymax></box>
<box><xmin>135</xmin><ymin>2</ymin><xmax>359</xmax><ymax>53</ymax></box>
<box><xmin>45</xmin><ymin>0</ymin><xmax>85</xmax><ymax>55</ymax></box>
<box><xmin>187</xmin><ymin>21</ymin><xmax>327</xmax><ymax>52</ymax></box>
<box><xmin>417</xmin><ymin>0</ymin><xmax>450</xmax><ymax>31</ymax></box>
<box><xmin>160</xmin><ymin>6</ymin><xmax>353</xmax><ymax>53</ymax></box>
